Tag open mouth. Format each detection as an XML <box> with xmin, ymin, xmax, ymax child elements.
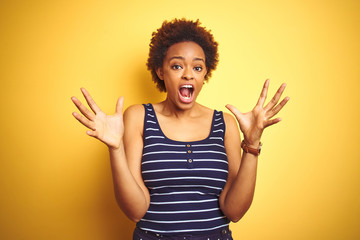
<box><xmin>178</xmin><ymin>84</ymin><xmax>194</xmax><ymax>103</ymax></box>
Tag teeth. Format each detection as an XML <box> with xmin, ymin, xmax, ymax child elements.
<box><xmin>181</xmin><ymin>85</ymin><xmax>193</xmax><ymax>89</ymax></box>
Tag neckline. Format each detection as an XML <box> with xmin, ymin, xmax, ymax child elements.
<box><xmin>147</xmin><ymin>103</ymin><xmax>216</xmax><ymax>144</ymax></box>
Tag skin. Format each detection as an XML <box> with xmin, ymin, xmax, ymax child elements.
<box><xmin>154</xmin><ymin>41</ymin><xmax>213</xmax><ymax>142</ymax></box>
<box><xmin>71</xmin><ymin>41</ymin><xmax>289</xmax><ymax>223</ymax></box>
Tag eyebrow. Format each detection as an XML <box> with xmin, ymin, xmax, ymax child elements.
<box><xmin>169</xmin><ymin>56</ymin><xmax>205</xmax><ymax>63</ymax></box>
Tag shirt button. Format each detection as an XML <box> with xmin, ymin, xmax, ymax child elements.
<box><xmin>187</xmin><ymin>144</ymin><xmax>191</xmax><ymax>147</ymax></box>
<box><xmin>188</xmin><ymin>159</ymin><xmax>192</xmax><ymax>163</ymax></box>
<box><xmin>187</xmin><ymin>150</ymin><xmax>192</xmax><ymax>154</ymax></box>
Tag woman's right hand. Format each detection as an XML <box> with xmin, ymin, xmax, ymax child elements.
<box><xmin>71</xmin><ymin>88</ymin><xmax>124</xmax><ymax>150</ymax></box>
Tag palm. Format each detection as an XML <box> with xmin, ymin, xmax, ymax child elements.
<box><xmin>71</xmin><ymin>88</ymin><xmax>124</xmax><ymax>149</ymax></box>
<box><xmin>226</xmin><ymin>80</ymin><xmax>289</xmax><ymax>145</ymax></box>
<box><xmin>237</xmin><ymin>109</ymin><xmax>265</xmax><ymax>139</ymax></box>
<box><xmin>92</xmin><ymin>111</ymin><xmax>124</xmax><ymax>148</ymax></box>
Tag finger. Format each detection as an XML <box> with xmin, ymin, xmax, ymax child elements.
<box><xmin>115</xmin><ymin>96</ymin><xmax>124</xmax><ymax>114</ymax></box>
<box><xmin>265</xmin><ymin>117</ymin><xmax>282</xmax><ymax>128</ymax></box>
<box><xmin>72</xmin><ymin>112</ymin><xmax>96</xmax><ymax>131</ymax></box>
<box><xmin>80</xmin><ymin>88</ymin><xmax>101</xmax><ymax>114</ymax></box>
<box><xmin>71</xmin><ymin>96</ymin><xmax>95</xmax><ymax>121</ymax></box>
<box><xmin>264</xmin><ymin>83</ymin><xmax>287</xmax><ymax>111</ymax></box>
<box><xmin>267</xmin><ymin>96</ymin><xmax>290</xmax><ymax>118</ymax></box>
<box><xmin>86</xmin><ymin>130</ymin><xmax>98</xmax><ymax>138</ymax></box>
<box><xmin>225</xmin><ymin>104</ymin><xmax>242</xmax><ymax>121</ymax></box>
<box><xmin>256</xmin><ymin>79</ymin><xmax>270</xmax><ymax>107</ymax></box>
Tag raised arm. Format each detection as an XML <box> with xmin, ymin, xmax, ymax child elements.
<box><xmin>71</xmin><ymin>89</ymin><xmax>149</xmax><ymax>222</ymax></box>
<box><xmin>219</xmin><ymin>79</ymin><xmax>289</xmax><ymax>222</ymax></box>
<box><xmin>109</xmin><ymin>104</ymin><xmax>150</xmax><ymax>222</ymax></box>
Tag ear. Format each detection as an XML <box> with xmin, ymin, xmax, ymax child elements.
<box><xmin>156</xmin><ymin>67</ymin><xmax>164</xmax><ymax>80</ymax></box>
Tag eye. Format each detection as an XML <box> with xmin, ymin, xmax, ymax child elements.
<box><xmin>171</xmin><ymin>64</ymin><xmax>182</xmax><ymax>70</ymax></box>
<box><xmin>194</xmin><ymin>66</ymin><xmax>203</xmax><ymax>72</ymax></box>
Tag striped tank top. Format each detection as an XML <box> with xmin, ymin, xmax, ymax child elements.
<box><xmin>137</xmin><ymin>104</ymin><xmax>230</xmax><ymax>235</ymax></box>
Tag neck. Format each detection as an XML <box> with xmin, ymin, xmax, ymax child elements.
<box><xmin>160</xmin><ymin>97</ymin><xmax>201</xmax><ymax>118</ymax></box>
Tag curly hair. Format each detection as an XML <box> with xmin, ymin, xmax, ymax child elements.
<box><xmin>147</xmin><ymin>18</ymin><xmax>219</xmax><ymax>92</ymax></box>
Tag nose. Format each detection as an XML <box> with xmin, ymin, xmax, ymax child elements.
<box><xmin>182</xmin><ymin>67</ymin><xmax>194</xmax><ymax>80</ymax></box>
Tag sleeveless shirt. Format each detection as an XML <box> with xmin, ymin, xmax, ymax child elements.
<box><xmin>136</xmin><ymin>104</ymin><xmax>230</xmax><ymax>235</ymax></box>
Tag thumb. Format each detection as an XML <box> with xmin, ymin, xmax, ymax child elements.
<box><xmin>225</xmin><ymin>104</ymin><xmax>243</xmax><ymax>121</ymax></box>
<box><xmin>115</xmin><ymin>96</ymin><xmax>124</xmax><ymax>114</ymax></box>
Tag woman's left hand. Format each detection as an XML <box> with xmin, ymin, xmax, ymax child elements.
<box><xmin>226</xmin><ymin>79</ymin><xmax>289</xmax><ymax>147</ymax></box>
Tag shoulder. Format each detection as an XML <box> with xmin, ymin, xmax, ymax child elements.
<box><xmin>123</xmin><ymin>104</ymin><xmax>145</xmax><ymax>133</ymax></box>
<box><xmin>223</xmin><ymin>111</ymin><xmax>241</xmax><ymax>146</ymax></box>
<box><xmin>195</xmin><ymin>103</ymin><xmax>216</xmax><ymax>119</ymax></box>
<box><xmin>223</xmin><ymin>111</ymin><xmax>241</xmax><ymax>169</ymax></box>
<box><xmin>124</xmin><ymin>104</ymin><xmax>145</xmax><ymax>119</ymax></box>
<box><xmin>223</xmin><ymin>112</ymin><xmax>238</xmax><ymax>130</ymax></box>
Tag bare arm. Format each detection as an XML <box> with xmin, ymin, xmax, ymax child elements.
<box><xmin>119</xmin><ymin>104</ymin><xmax>150</xmax><ymax>221</ymax></box>
<box><xmin>219</xmin><ymin>113</ymin><xmax>258</xmax><ymax>222</ymax></box>
<box><xmin>71</xmin><ymin>89</ymin><xmax>149</xmax><ymax>222</ymax></box>
<box><xmin>219</xmin><ymin>80</ymin><xmax>289</xmax><ymax>222</ymax></box>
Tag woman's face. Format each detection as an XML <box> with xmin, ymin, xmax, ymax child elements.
<box><xmin>157</xmin><ymin>41</ymin><xmax>207</xmax><ymax>109</ymax></box>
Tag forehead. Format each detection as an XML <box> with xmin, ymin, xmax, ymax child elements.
<box><xmin>165</xmin><ymin>41</ymin><xmax>205</xmax><ymax>60</ymax></box>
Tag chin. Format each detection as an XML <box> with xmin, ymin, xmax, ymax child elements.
<box><xmin>176</xmin><ymin>97</ymin><xmax>198</xmax><ymax>110</ymax></box>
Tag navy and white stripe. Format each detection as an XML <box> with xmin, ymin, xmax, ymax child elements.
<box><xmin>137</xmin><ymin>104</ymin><xmax>230</xmax><ymax>235</ymax></box>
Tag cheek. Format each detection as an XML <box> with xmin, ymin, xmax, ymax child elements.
<box><xmin>195</xmin><ymin>81</ymin><xmax>204</xmax><ymax>94</ymax></box>
<box><xmin>163</xmin><ymin>78</ymin><xmax>178</xmax><ymax>93</ymax></box>
<box><xmin>163</xmin><ymin>71</ymin><xmax>181</xmax><ymax>87</ymax></box>
<box><xmin>196</xmin><ymin>73</ymin><xmax>206</xmax><ymax>86</ymax></box>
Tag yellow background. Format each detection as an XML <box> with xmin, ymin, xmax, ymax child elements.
<box><xmin>1</xmin><ymin>0</ymin><xmax>359</xmax><ymax>239</ymax></box>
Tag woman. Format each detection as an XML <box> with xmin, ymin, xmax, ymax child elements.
<box><xmin>71</xmin><ymin>19</ymin><xmax>289</xmax><ymax>240</ymax></box>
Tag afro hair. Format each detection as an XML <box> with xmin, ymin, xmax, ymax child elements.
<box><xmin>147</xmin><ymin>18</ymin><xmax>219</xmax><ymax>92</ymax></box>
